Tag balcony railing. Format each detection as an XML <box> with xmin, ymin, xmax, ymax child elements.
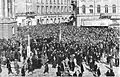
<box><xmin>79</xmin><ymin>13</ymin><xmax>120</xmax><ymax>16</ymax></box>
<box><xmin>15</xmin><ymin>12</ymin><xmax>37</xmax><ymax>17</ymax></box>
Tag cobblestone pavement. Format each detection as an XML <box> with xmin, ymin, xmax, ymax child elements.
<box><xmin>0</xmin><ymin>62</ymin><xmax>119</xmax><ymax>77</ymax></box>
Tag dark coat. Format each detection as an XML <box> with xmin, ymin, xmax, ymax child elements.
<box><xmin>44</xmin><ymin>63</ymin><xmax>49</xmax><ymax>73</ymax></box>
<box><xmin>68</xmin><ymin>61</ymin><xmax>75</xmax><ymax>71</ymax></box>
<box><xmin>81</xmin><ymin>64</ymin><xmax>84</xmax><ymax>73</ymax></box>
<box><xmin>60</xmin><ymin>63</ymin><xmax>64</xmax><ymax>72</ymax></box>
<box><xmin>21</xmin><ymin>67</ymin><xmax>25</xmax><ymax>76</ymax></box>
<box><xmin>97</xmin><ymin>68</ymin><xmax>101</xmax><ymax>76</ymax></box>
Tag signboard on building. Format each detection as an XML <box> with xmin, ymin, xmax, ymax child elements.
<box><xmin>82</xmin><ymin>19</ymin><xmax>112</xmax><ymax>26</ymax></box>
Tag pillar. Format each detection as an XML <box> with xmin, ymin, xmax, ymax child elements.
<box><xmin>0</xmin><ymin>0</ymin><xmax>3</xmax><ymax>18</ymax></box>
<box><xmin>5</xmin><ymin>0</ymin><xmax>8</xmax><ymax>17</ymax></box>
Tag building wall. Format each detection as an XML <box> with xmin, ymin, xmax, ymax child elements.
<box><xmin>0</xmin><ymin>0</ymin><xmax>17</xmax><ymax>39</ymax></box>
<box><xmin>14</xmin><ymin>0</ymin><xmax>73</xmax><ymax>15</ymax></box>
<box><xmin>0</xmin><ymin>18</ymin><xmax>17</xmax><ymax>39</ymax></box>
<box><xmin>77</xmin><ymin>0</ymin><xmax>120</xmax><ymax>26</ymax></box>
<box><xmin>78</xmin><ymin>0</ymin><xmax>120</xmax><ymax>14</ymax></box>
<box><xmin>14</xmin><ymin>0</ymin><xmax>73</xmax><ymax>26</ymax></box>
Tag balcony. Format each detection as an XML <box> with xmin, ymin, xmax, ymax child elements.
<box><xmin>78</xmin><ymin>13</ymin><xmax>120</xmax><ymax>17</ymax></box>
<box><xmin>15</xmin><ymin>12</ymin><xmax>37</xmax><ymax>17</ymax></box>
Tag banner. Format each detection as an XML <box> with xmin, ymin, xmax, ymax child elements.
<box><xmin>27</xmin><ymin>46</ymin><xmax>31</xmax><ymax>57</ymax></box>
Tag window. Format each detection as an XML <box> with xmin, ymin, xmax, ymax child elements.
<box><xmin>65</xmin><ymin>6</ymin><xmax>67</xmax><ymax>12</ymax></box>
<box><xmin>65</xmin><ymin>0</ymin><xmax>67</xmax><ymax>4</ymax></box>
<box><xmin>82</xmin><ymin>5</ymin><xmax>86</xmax><ymax>13</ymax></box>
<box><xmin>105</xmin><ymin>5</ymin><xmax>108</xmax><ymax>13</ymax></box>
<box><xmin>54</xmin><ymin>0</ymin><xmax>55</xmax><ymax>4</ymax></box>
<box><xmin>61</xmin><ymin>0</ymin><xmax>63</xmax><ymax>4</ymax></box>
<box><xmin>29</xmin><ymin>5</ymin><xmax>32</xmax><ymax>12</ymax></box>
<box><xmin>57</xmin><ymin>0</ymin><xmax>59</xmax><ymax>4</ymax></box>
<box><xmin>50</xmin><ymin>6</ymin><xmax>52</xmax><ymax>14</ymax></box>
<box><xmin>46</xmin><ymin>6</ymin><xmax>48</xmax><ymax>14</ymax></box>
<box><xmin>61</xmin><ymin>6</ymin><xmax>63</xmax><ymax>13</ymax></box>
<box><xmin>97</xmin><ymin>5</ymin><xmax>101</xmax><ymax>13</ymax></box>
<box><xmin>54</xmin><ymin>6</ymin><xmax>56</xmax><ymax>13</ymax></box>
<box><xmin>41</xmin><ymin>0</ymin><xmax>44</xmax><ymax>4</ymax></box>
<box><xmin>89</xmin><ymin>5</ymin><xmax>93</xmax><ymax>13</ymax></box>
<box><xmin>37</xmin><ymin>6</ymin><xmax>39</xmax><ymax>14</ymax></box>
<box><xmin>14</xmin><ymin>5</ymin><xmax>17</xmax><ymax>13</ymax></box>
<box><xmin>46</xmin><ymin>0</ymin><xmax>48</xmax><ymax>4</ymax></box>
<box><xmin>26</xmin><ymin>0</ymin><xmax>32</xmax><ymax>3</ymax></box>
<box><xmin>58</xmin><ymin>6</ymin><xmax>60</xmax><ymax>13</ymax></box>
<box><xmin>41</xmin><ymin>6</ymin><xmax>44</xmax><ymax>14</ymax></box>
<box><xmin>37</xmin><ymin>0</ymin><xmax>39</xmax><ymax>3</ymax></box>
<box><xmin>112</xmin><ymin>5</ymin><xmax>116</xmax><ymax>13</ymax></box>
<box><xmin>50</xmin><ymin>0</ymin><xmax>52</xmax><ymax>4</ymax></box>
<box><xmin>69</xmin><ymin>6</ymin><xmax>71</xmax><ymax>12</ymax></box>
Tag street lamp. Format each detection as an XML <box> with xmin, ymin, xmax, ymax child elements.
<box><xmin>71</xmin><ymin>0</ymin><xmax>77</xmax><ymax>26</ymax></box>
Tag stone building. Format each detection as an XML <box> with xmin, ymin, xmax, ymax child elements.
<box><xmin>0</xmin><ymin>0</ymin><xmax>17</xmax><ymax>39</ymax></box>
<box><xmin>14</xmin><ymin>0</ymin><xmax>73</xmax><ymax>26</ymax></box>
<box><xmin>77</xmin><ymin>0</ymin><xmax>120</xmax><ymax>26</ymax></box>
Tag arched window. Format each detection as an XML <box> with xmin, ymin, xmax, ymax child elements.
<box><xmin>112</xmin><ymin>5</ymin><xmax>116</xmax><ymax>13</ymax></box>
<box><xmin>46</xmin><ymin>6</ymin><xmax>48</xmax><ymax>14</ymax></box>
<box><xmin>82</xmin><ymin>5</ymin><xmax>86</xmax><ymax>13</ymax></box>
<box><xmin>97</xmin><ymin>5</ymin><xmax>101</xmax><ymax>13</ymax></box>
<box><xmin>105</xmin><ymin>5</ymin><xmax>108</xmax><ymax>13</ymax></box>
<box><xmin>41</xmin><ymin>6</ymin><xmax>44</xmax><ymax>14</ymax></box>
<box><xmin>50</xmin><ymin>6</ymin><xmax>52</xmax><ymax>14</ymax></box>
<box><xmin>65</xmin><ymin>6</ymin><xmax>67</xmax><ymax>12</ymax></box>
<box><xmin>54</xmin><ymin>6</ymin><xmax>56</xmax><ymax>13</ymax></box>
<box><xmin>89</xmin><ymin>5</ymin><xmax>93</xmax><ymax>13</ymax></box>
<box><xmin>57</xmin><ymin>6</ymin><xmax>60</xmax><ymax>13</ymax></box>
<box><xmin>61</xmin><ymin>6</ymin><xmax>63</xmax><ymax>13</ymax></box>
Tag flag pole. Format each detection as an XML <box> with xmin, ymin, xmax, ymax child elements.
<box><xmin>59</xmin><ymin>25</ymin><xmax>62</xmax><ymax>42</ymax></box>
<box><xmin>27</xmin><ymin>23</ymin><xmax>31</xmax><ymax>57</ymax></box>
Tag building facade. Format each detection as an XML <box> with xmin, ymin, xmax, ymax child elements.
<box><xmin>0</xmin><ymin>0</ymin><xmax>17</xmax><ymax>39</ymax></box>
<box><xmin>14</xmin><ymin>0</ymin><xmax>73</xmax><ymax>26</ymax></box>
<box><xmin>77</xmin><ymin>0</ymin><xmax>120</xmax><ymax>26</ymax></box>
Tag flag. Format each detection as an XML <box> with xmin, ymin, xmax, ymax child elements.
<box><xmin>27</xmin><ymin>34</ymin><xmax>31</xmax><ymax>57</ymax></box>
<box><xmin>28</xmin><ymin>35</ymin><xmax>30</xmax><ymax>46</ymax></box>
<box><xmin>59</xmin><ymin>26</ymin><xmax>62</xmax><ymax>42</ymax></box>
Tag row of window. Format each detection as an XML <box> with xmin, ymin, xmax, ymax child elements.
<box><xmin>82</xmin><ymin>4</ymin><xmax>117</xmax><ymax>13</ymax></box>
<box><xmin>37</xmin><ymin>6</ymin><xmax>72</xmax><ymax>14</ymax></box>
<box><xmin>37</xmin><ymin>0</ymin><xmax>71</xmax><ymax>5</ymax></box>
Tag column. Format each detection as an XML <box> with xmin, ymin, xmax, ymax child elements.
<box><xmin>0</xmin><ymin>0</ymin><xmax>3</xmax><ymax>18</ymax></box>
<box><xmin>5</xmin><ymin>0</ymin><xmax>8</xmax><ymax>17</ymax></box>
<box><xmin>12</xmin><ymin>0</ymin><xmax>15</xmax><ymax>18</ymax></box>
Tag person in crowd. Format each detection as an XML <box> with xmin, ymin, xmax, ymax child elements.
<box><xmin>21</xmin><ymin>66</ymin><xmax>25</xmax><ymax>76</ymax></box>
<box><xmin>105</xmin><ymin>69</ymin><xmax>115</xmax><ymax>76</ymax></box>
<box><xmin>6</xmin><ymin>58</ymin><xmax>13</xmax><ymax>74</ymax></box>
<box><xmin>80</xmin><ymin>62</ymin><xmax>84</xmax><ymax>75</ymax></box>
<box><xmin>0</xmin><ymin>61</ymin><xmax>2</xmax><ymax>73</ymax></box>
<box><xmin>68</xmin><ymin>58</ymin><xmax>75</xmax><ymax>72</ymax></box>
<box><xmin>27</xmin><ymin>57</ymin><xmax>33</xmax><ymax>74</ymax></box>
<box><xmin>56</xmin><ymin>65</ymin><xmax>61</xmax><ymax>76</ymax></box>
<box><xmin>43</xmin><ymin>62</ymin><xmax>49</xmax><ymax>74</ymax></box>
<box><xmin>96</xmin><ymin>67</ymin><xmax>101</xmax><ymax>77</ymax></box>
<box><xmin>14</xmin><ymin>59</ymin><xmax>20</xmax><ymax>75</ymax></box>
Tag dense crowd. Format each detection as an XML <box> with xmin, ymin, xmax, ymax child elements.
<box><xmin>0</xmin><ymin>24</ymin><xmax>119</xmax><ymax>76</ymax></box>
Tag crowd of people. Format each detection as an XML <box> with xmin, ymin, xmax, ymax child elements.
<box><xmin>0</xmin><ymin>24</ymin><xmax>119</xmax><ymax>77</ymax></box>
